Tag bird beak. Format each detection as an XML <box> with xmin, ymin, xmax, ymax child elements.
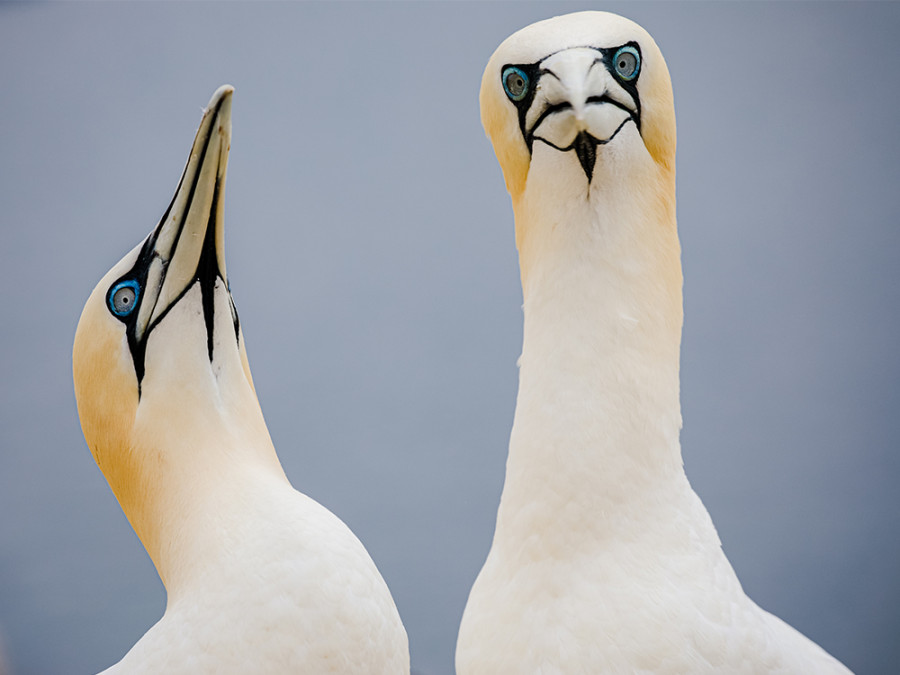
<box><xmin>134</xmin><ymin>85</ymin><xmax>233</xmax><ymax>344</ymax></box>
<box><xmin>527</xmin><ymin>49</ymin><xmax>637</xmax><ymax>181</ymax></box>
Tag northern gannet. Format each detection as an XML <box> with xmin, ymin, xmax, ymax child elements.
<box><xmin>456</xmin><ymin>12</ymin><xmax>851</xmax><ymax>674</ymax></box>
<box><xmin>72</xmin><ymin>86</ymin><xmax>409</xmax><ymax>674</ymax></box>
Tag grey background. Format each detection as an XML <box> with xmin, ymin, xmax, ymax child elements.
<box><xmin>1</xmin><ymin>2</ymin><xmax>897</xmax><ymax>674</ymax></box>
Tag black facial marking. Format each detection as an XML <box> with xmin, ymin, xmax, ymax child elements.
<box><xmin>499</xmin><ymin>61</ymin><xmax>541</xmax><ymax>150</ymax></box>
<box><xmin>527</xmin><ymin>100</ymin><xmax>572</xmax><ymax>148</ymax></box>
<box><xmin>573</xmin><ymin>132</ymin><xmax>597</xmax><ymax>182</ymax></box>
<box><xmin>229</xmin><ymin>291</ymin><xmax>241</xmax><ymax>345</ymax></box>
<box><xmin>105</xmin><ymin>95</ymin><xmax>239</xmax><ymax>395</ymax></box>
<box><xmin>107</xmin><ymin>237</ymin><xmax>155</xmax><ymax>387</ymax></box>
<box><xmin>530</xmin><ymin>115</ymin><xmax>633</xmax><ymax>150</ymax></box>
<box><xmin>197</xmin><ymin>175</ymin><xmax>223</xmax><ymax>364</ymax></box>
<box><xmin>602</xmin><ymin>42</ymin><xmax>642</xmax><ymax>129</ymax></box>
<box><xmin>502</xmin><ymin>41</ymin><xmax>644</xmax><ymax>161</ymax></box>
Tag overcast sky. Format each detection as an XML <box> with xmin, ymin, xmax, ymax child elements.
<box><xmin>1</xmin><ymin>2</ymin><xmax>898</xmax><ymax>674</ymax></box>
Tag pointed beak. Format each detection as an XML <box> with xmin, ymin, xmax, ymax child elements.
<box><xmin>134</xmin><ymin>85</ymin><xmax>233</xmax><ymax>343</ymax></box>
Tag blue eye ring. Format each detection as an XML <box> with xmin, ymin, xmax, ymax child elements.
<box><xmin>108</xmin><ymin>279</ymin><xmax>141</xmax><ymax>317</ymax></box>
<box><xmin>502</xmin><ymin>66</ymin><xmax>530</xmax><ymax>102</ymax></box>
<box><xmin>612</xmin><ymin>45</ymin><xmax>641</xmax><ymax>81</ymax></box>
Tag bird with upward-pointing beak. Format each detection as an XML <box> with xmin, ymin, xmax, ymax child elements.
<box><xmin>73</xmin><ymin>86</ymin><xmax>409</xmax><ymax>674</ymax></box>
<box><xmin>456</xmin><ymin>12</ymin><xmax>851</xmax><ymax>674</ymax></box>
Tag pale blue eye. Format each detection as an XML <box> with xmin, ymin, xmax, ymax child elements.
<box><xmin>108</xmin><ymin>279</ymin><xmax>140</xmax><ymax>317</ymax></box>
<box><xmin>613</xmin><ymin>46</ymin><xmax>640</xmax><ymax>81</ymax></box>
<box><xmin>502</xmin><ymin>66</ymin><xmax>530</xmax><ymax>102</ymax></box>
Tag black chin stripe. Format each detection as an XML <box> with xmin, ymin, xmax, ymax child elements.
<box><xmin>533</xmin><ymin>117</ymin><xmax>632</xmax><ymax>182</ymax></box>
<box><xmin>139</xmin><ymin>175</ymin><xmax>233</xmax><ymax>373</ymax></box>
<box><xmin>573</xmin><ymin>132</ymin><xmax>597</xmax><ymax>182</ymax></box>
<box><xmin>139</xmin><ymin>172</ymin><xmax>239</xmax><ymax>376</ymax></box>
<box><xmin>197</xmin><ymin>175</ymin><xmax>222</xmax><ymax>363</ymax></box>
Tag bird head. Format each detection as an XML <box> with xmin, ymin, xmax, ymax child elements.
<box><xmin>480</xmin><ymin>11</ymin><xmax>675</xmax><ymax>201</ymax></box>
<box><xmin>72</xmin><ymin>86</ymin><xmax>262</xmax><ymax>546</ymax></box>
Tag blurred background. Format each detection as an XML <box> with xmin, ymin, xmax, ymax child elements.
<box><xmin>1</xmin><ymin>2</ymin><xmax>898</xmax><ymax>673</ymax></box>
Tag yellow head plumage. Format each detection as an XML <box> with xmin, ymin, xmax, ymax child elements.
<box><xmin>479</xmin><ymin>11</ymin><xmax>676</xmax><ymax>201</ymax></box>
<box><xmin>72</xmin><ymin>87</ymin><xmax>276</xmax><ymax>580</ymax></box>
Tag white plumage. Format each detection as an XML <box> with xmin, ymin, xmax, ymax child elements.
<box><xmin>457</xmin><ymin>12</ymin><xmax>851</xmax><ymax>674</ymax></box>
<box><xmin>73</xmin><ymin>86</ymin><xmax>409</xmax><ymax>674</ymax></box>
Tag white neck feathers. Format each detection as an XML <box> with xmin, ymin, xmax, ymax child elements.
<box><xmin>495</xmin><ymin>138</ymin><xmax>684</xmax><ymax>551</ymax></box>
<box><xmin>119</xmin><ymin>293</ymin><xmax>288</xmax><ymax>594</ymax></box>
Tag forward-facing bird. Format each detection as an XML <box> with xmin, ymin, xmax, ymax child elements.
<box><xmin>456</xmin><ymin>12</ymin><xmax>851</xmax><ymax>674</ymax></box>
<box><xmin>73</xmin><ymin>86</ymin><xmax>409</xmax><ymax>674</ymax></box>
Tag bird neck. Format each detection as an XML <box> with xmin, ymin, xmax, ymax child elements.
<box><xmin>498</xmin><ymin>157</ymin><xmax>684</xmax><ymax>546</ymax></box>
<box><xmin>117</xmin><ymin>378</ymin><xmax>289</xmax><ymax>596</ymax></box>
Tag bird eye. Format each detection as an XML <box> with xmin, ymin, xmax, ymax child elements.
<box><xmin>108</xmin><ymin>279</ymin><xmax>140</xmax><ymax>317</ymax></box>
<box><xmin>502</xmin><ymin>66</ymin><xmax>530</xmax><ymax>102</ymax></box>
<box><xmin>613</xmin><ymin>46</ymin><xmax>640</xmax><ymax>81</ymax></box>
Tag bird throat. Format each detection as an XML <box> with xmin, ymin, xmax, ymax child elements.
<box><xmin>508</xmin><ymin>160</ymin><xmax>684</xmax><ymax>526</ymax></box>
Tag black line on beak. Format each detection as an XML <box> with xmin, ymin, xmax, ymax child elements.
<box><xmin>197</xmin><ymin>174</ymin><xmax>222</xmax><ymax>364</ymax></box>
<box><xmin>108</xmin><ymin>94</ymin><xmax>231</xmax><ymax>396</ymax></box>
